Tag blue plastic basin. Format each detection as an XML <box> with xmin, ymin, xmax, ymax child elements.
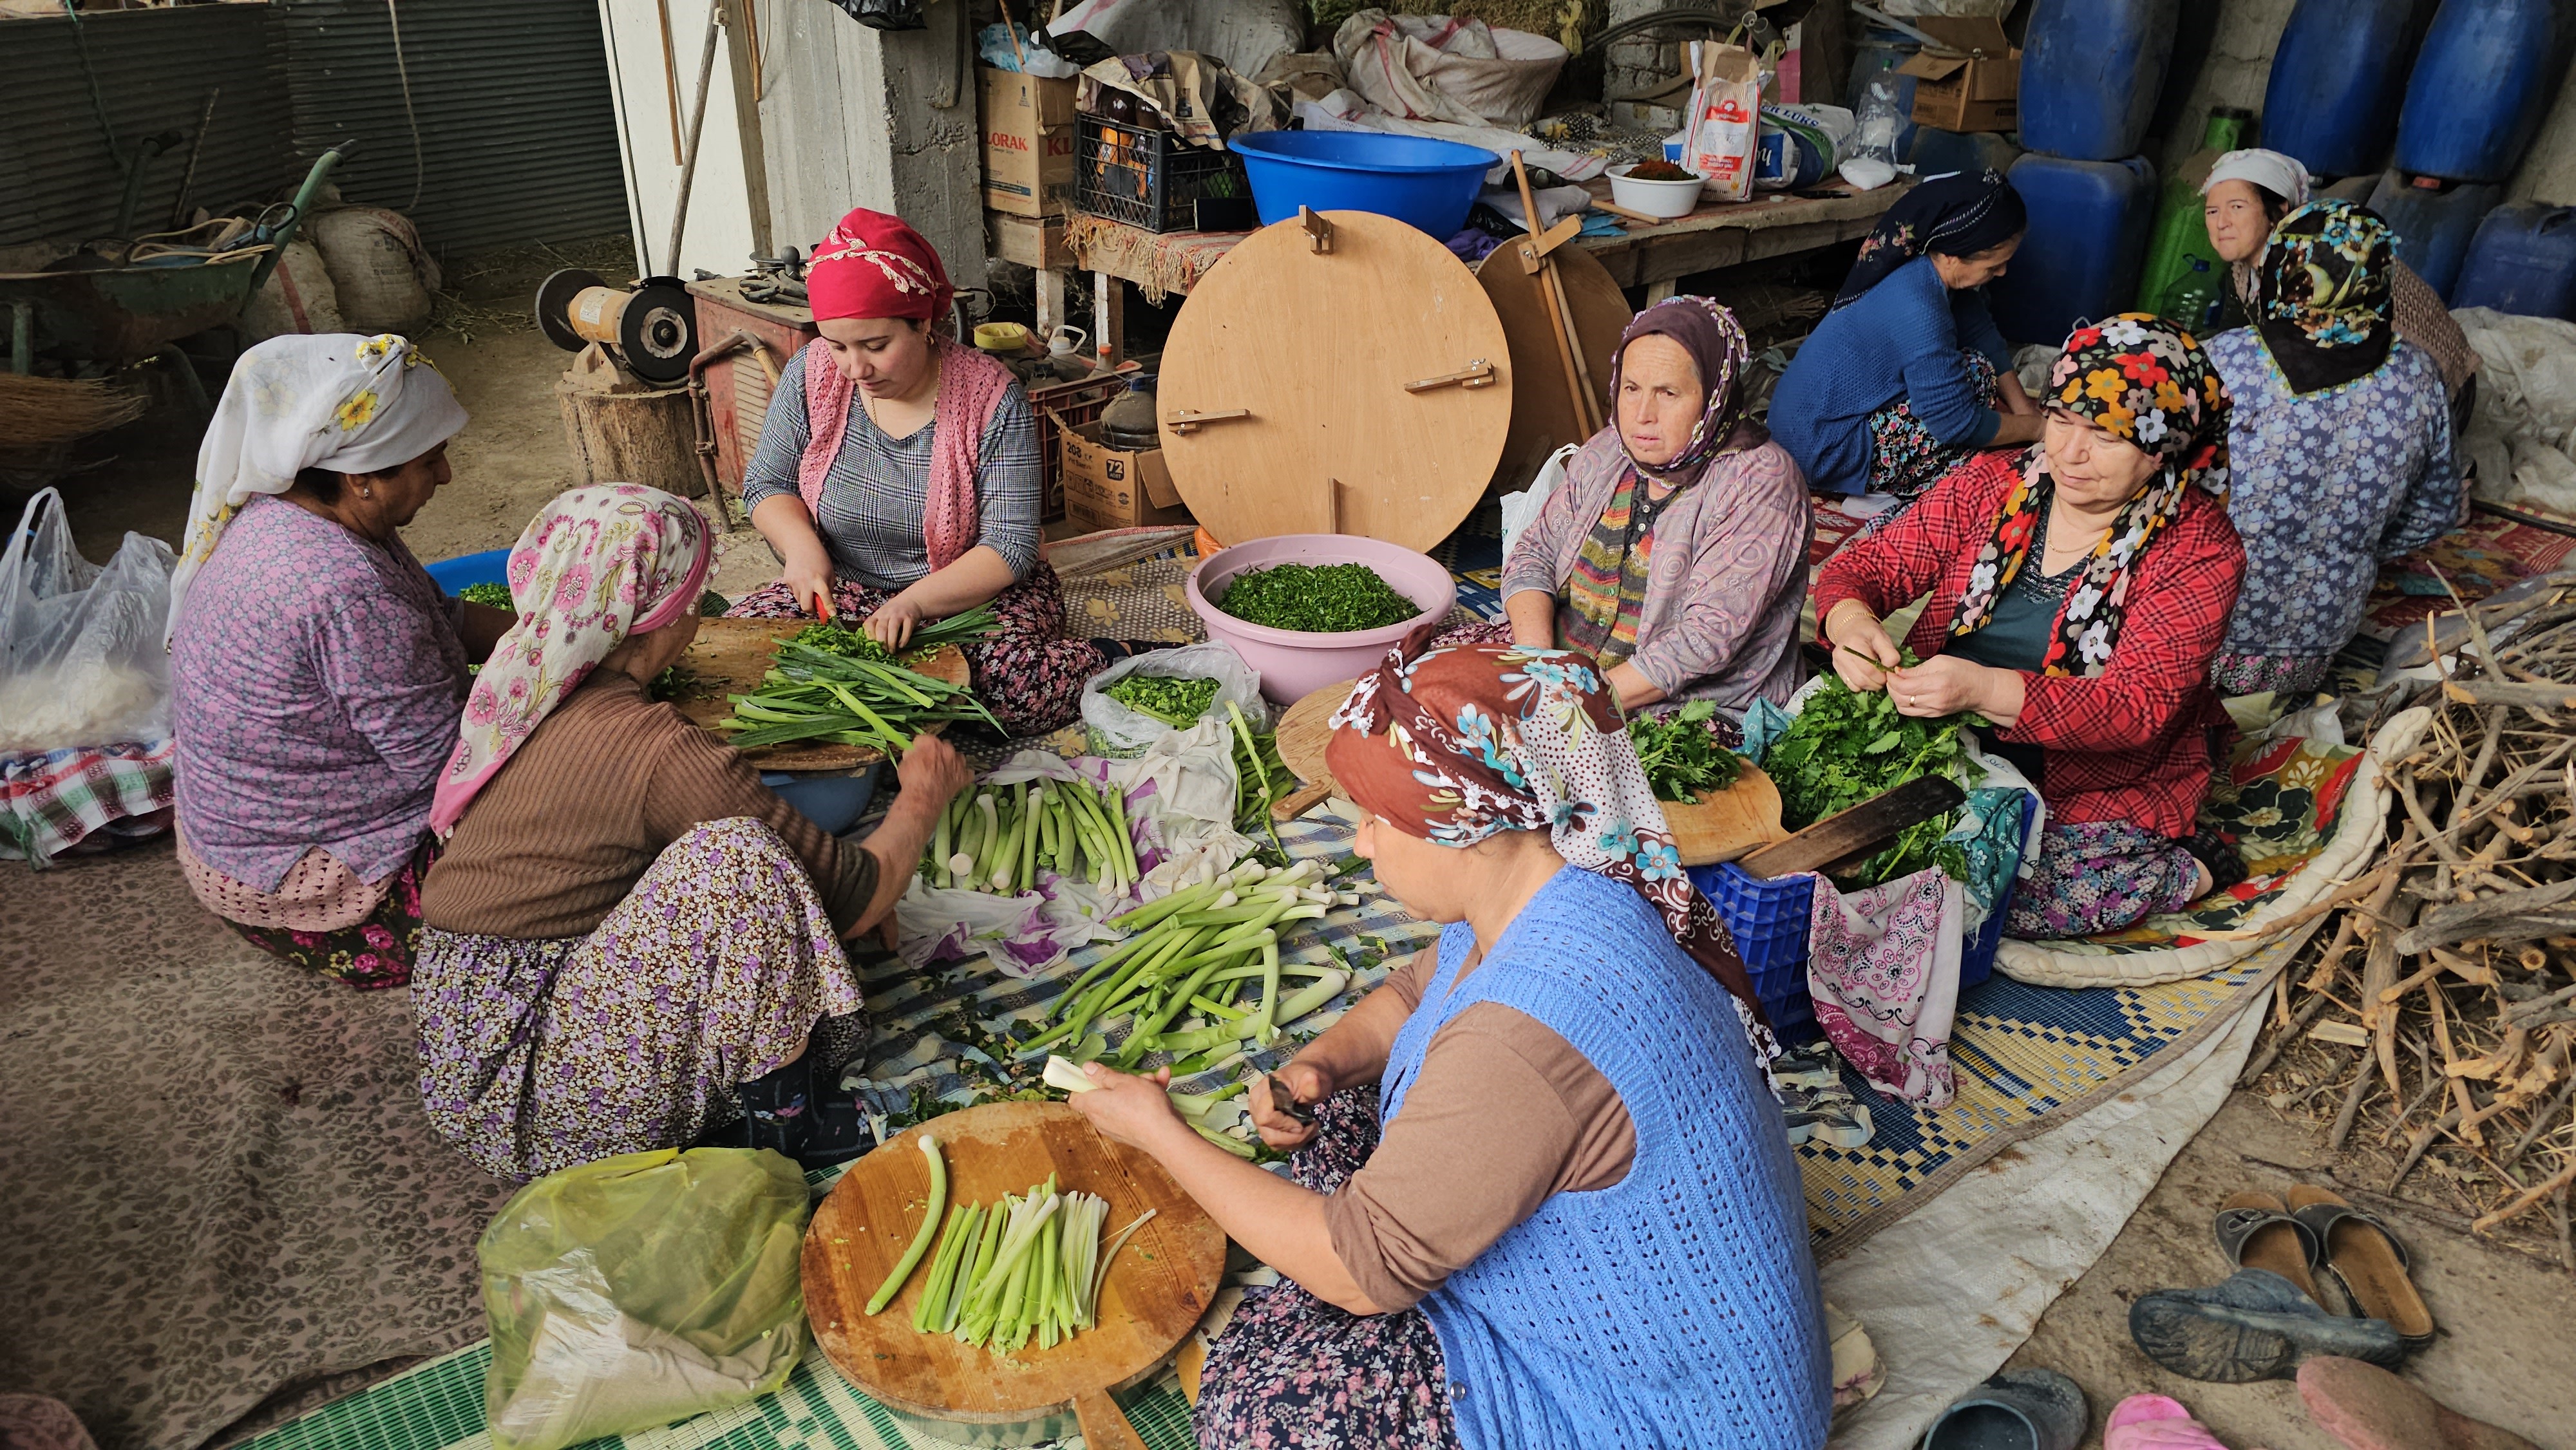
<box><xmin>1229</xmin><ymin>130</ymin><xmax>1497</xmax><ymax>238</ymax></box>
<box><xmin>424</xmin><ymin>547</ymin><xmax>511</xmax><ymax>595</ymax></box>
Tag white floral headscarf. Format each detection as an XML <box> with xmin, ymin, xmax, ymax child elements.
<box><xmin>429</xmin><ymin>484</ymin><xmax>709</xmax><ymax>836</ymax></box>
<box><xmin>166</xmin><ymin>333</ymin><xmax>466</xmax><ymax>645</ymax></box>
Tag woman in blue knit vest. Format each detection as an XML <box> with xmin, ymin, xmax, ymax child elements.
<box><xmin>1069</xmin><ymin>639</ymin><xmax>1830</xmax><ymax>1449</ymax></box>
<box><xmin>1769</xmin><ymin>169</ymin><xmax>2045</xmax><ymax>503</ymax></box>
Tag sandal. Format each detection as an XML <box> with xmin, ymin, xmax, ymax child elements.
<box><xmin>2128</xmin><ymin>1268</ymin><xmax>2405</xmax><ymax>1383</ymax></box>
<box><xmin>2104</xmin><ymin>1395</ymin><xmax>2234</xmax><ymax>1450</ymax></box>
<box><xmin>2286</xmin><ymin>1187</ymin><xmax>2435</xmax><ymax>1350</ymax></box>
<box><xmin>2213</xmin><ymin>1190</ymin><xmax>2324</xmax><ymax>1303</ymax></box>
<box><xmin>2298</xmin><ymin>1356</ymin><xmax>2537</xmax><ymax>1450</ymax></box>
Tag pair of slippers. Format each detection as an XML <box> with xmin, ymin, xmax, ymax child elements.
<box><xmin>2128</xmin><ymin>1186</ymin><xmax>2432</xmax><ymax>1382</ymax></box>
<box><xmin>1920</xmin><ymin>1362</ymin><xmax>2535</xmax><ymax>1450</ymax></box>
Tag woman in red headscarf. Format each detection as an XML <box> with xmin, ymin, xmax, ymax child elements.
<box><xmin>725</xmin><ymin>208</ymin><xmax>1110</xmax><ymax>735</ymax></box>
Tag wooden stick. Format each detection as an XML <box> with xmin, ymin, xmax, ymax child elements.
<box><xmin>1589</xmin><ymin>199</ymin><xmax>1668</xmax><ymax>223</ymax></box>
<box><xmin>2472</xmin><ymin>1154</ymin><xmax>2576</xmax><ymax>1233</ymax></box>
<box><xmin>1509</xmin><ymin>151</ymin><xmax>1598</xmax><ymax>445</ymax></box>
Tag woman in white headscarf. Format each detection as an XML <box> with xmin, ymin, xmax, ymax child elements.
<box><xmin>2202</xmin><ymin>148</ymin><xmax>2479</xmax><ymax>431</ymax></box>
<box><xmin>168</xmin><ymin>333</ymin><xmax>512</xmax><ymax>990</ymax></box>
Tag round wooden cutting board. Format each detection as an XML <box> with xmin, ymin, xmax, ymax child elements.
<box><xmin>1474</xmin><ymin>240</ymin><xmax>1630</xmax><ymax>491</ymax></box>
<box><xmin>802</xmin><ymin>1102</ymin><xmax>1226</xmax><ymax>1448</ymax></box>
<box><xmin>672</xmin><ymin>617</ymin><xmax>969</xmax><ymax>772</ymax></box>
<box><xmin>1155</xmin><ymin>210</ymin><xmax>1513</xmax><ymax>554</ymax></box>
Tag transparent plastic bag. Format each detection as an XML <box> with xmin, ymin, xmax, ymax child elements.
<box><xmin>1838</xmin><ymin>75</ymin><xmax>1902</xmax><ymax>190</ymax></box>
<box><xmin>0</xmin><ymin>488</ymin><xmax>176</xmax><ymax>754</ymax></box>
<box><xmin>480</xmin><ymin>1147</ymin><xmax>811</xmax><ymax>1450</ymax></box>
<box><xmin>1079</xmin><ymin>640</ymin><xmax>1269</xmax><ymax>757</ymax></box>
<box><xmin>1501</xmin><ymin>443</ymin><xmax>1578</xmax><ymax>563</ymax></box>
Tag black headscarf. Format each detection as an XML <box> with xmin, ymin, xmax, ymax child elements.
<box><xmin>1830</xmin><ymin>169</ymin><xmax>2028</xmax><ymax>310</ymax></box>
<box><xmin>2256</xmin><ymin>199</ymin><xmax>2396</xmax><ymax>395</ymax></box>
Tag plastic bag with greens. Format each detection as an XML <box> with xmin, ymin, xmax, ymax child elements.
<box><xmin>479</xmin><ymin>1147</ymin><xmax>811</xmax><ymax>1450</ymax></box>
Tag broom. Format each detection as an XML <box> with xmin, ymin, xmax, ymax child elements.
<box><xmin>0</xmin><ymin>373</ymin><xmax>147</xmax><ymax>457</ymax></box>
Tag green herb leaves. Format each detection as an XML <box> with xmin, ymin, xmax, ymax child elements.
<box><xmin>455</xmin><ymin>582</ymin><xmax>513</xmax><ymax>609</ymax></box>
<box><xmin>1216</xmin><ymin>563</ymin><xmax>1422</xmax><ymax>634</ymax></box>
<box><xmin>1627</xmin><ymin>699</ymin><xmax>1745</xmax><ymax>803</ymax></box>
<box><xmin>1103</xmin><ymin>673</ymin><xmax>1222</xmax><ymax>728</ymax></box>
<box><xmin>1766</xmin><ymin>673</ymin><xmax>1982</xmax><ymax>888</ymax></box>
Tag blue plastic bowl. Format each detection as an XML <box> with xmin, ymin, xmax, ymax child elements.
<box><xmin>424</xmin><ymin>547</ymin><xmax>511</xmax><ymax>596</ymax></box>
<box><xmin>1229</xmin><ymin>130</ymin><xmax>1498</xmax><ymax>238</ymax></box>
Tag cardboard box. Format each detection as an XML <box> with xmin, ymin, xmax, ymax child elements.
<box><xmin>981</xmin><ymin>67</ymin><xmax>1077</xmax><ymax>218</ymax></box>
<box><xmin>1060</xmin><ymin>421</ymin><xmax>1191</xmax><ymax>532</ymax></box>
<box><xmin>1897</xmin><ymin>17</ymin><xmax>2020</xmax><ymax>134</ymax></box>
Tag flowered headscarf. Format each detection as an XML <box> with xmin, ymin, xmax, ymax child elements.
<box><xmin>1325</xmin><ymin>632</ymin><xmax>1776</xmax><ymax>1051</ymax></box>
<box><xmin>805</xmin><ymin>207</ymin><xmax>955</xmax><ymax>323</ymax></box>
<box><xmin>1558</xmin><ymin>297</ymin><xmax>1763</xmax><ymax>663</ymax></box>
<box><xmin>430</xmin><ymin>484</ymin><xmax>710</xmax><ymax>836</ymax></box>
<box><xmin>1949</xmin><ymin>314</ymin><xmax>2230</xmax><ymax>677</ymax></box>
<box><xmin>166</xmin><ymin>332</ymin><xmax>466</xmax><ymax>645</ymax></box>
<box><xmin>2257</xmin><ymin>198</ymin><xmax>2397</xmax><ymax>395</ymax></box>
<box><xmin>1832</xmin><ymin>169</ymin><xmax>2028</xmax><ymax>310</ymax></box>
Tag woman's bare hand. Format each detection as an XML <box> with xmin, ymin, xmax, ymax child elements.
<box><xmin>864</xmin><ymin>595</ymin><xmax>925</xmax><ymax>650</ymax></box>
<box><xmin>1886</xmin><ymin>655</ymin><xmax>1997</xmax><ymax>717</ymax></box>
<box><xmin>1249</xmin><ymin>1060</ymin><xmax>1334</xmax><ymax>1149</ymax></box>
<box><xmin>1825</xmin><ymin>599</ymin><xmax>1901</xmax><ymax>693</ymax></box>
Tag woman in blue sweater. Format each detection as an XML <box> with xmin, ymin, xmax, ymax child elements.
<box><xmin>1070</xmin><ymin>640</ymin><xmax>1828</xmax><ymax>1450</ymax></box>
<box><xmin>1771</xmin><ymin>170</ymin><xmax>2045</xmax><ymax>499</ymax></box>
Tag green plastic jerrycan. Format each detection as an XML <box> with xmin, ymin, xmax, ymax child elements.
<box><xmin>2136</xmin><ymin>107</ymin><xmax>2252</xmax><ymax>321</ymax></box>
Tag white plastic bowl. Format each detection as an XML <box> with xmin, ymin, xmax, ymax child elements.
<box><xmin>1607</xmin><ymin>162</ymin><xmax>1706</xmax><ymax>220</ymax></box>
<box><xmin>1185</xmin><ymin>534</ymin><xmax>1457</xmax><ymax>705</ymax></box>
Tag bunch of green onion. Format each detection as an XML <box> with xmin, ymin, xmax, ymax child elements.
<box><xmin>861</xmin><ymin>1137</ymin><xmax>1155</xmax><ymax>1355</ymax></box>
<box><xmin>1020</xmin><ymin>859</ymin><xmax>1360</xmax><ymax>1084</ymax></box>
<box><xmin>927</xmin><ymin>773</ymin><xmax>1139</xmax><ymax>895</ymax></box>
<box><xmin>789</xmin><ymin>604</ymin><xmax>1000</xmax><ymax>666</ymax></box>
<box><xmin>719</xmin><ymin>639</ymin><xmax>996</xmax><ymax>753</ymax></box>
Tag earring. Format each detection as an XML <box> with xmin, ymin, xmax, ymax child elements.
<box><xmin>359</xmin><ymin>485</ymin><xmax>373</xmax><ymax>499</ymax></box>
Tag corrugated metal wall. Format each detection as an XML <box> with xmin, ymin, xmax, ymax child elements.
<box><xmin>277</xmin><ymin>0</ymin><xmax>630</xmax><ymax>255</ymax></box>
<box><xmin>0</xmin><ymin>5</ymin><xmax>294</xmax><ymax>249</ymax></box>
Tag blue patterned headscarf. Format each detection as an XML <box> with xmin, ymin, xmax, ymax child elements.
<box><xmin>2257</xmin><ymin>199</ymin><xmax>2396</xmax><ymax>394</ymax></box>
<box><xmin>1832</xmin><ymin>169</ymin><xmax>2027</xmax><ymax>310</ymax></box>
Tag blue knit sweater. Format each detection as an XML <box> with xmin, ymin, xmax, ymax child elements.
<box><xmin>1769</xmin><ymin>256</ymin><xmax>2014</xmax><ymax>494</ymax></box>
<box><xmin>1382</xmin><ymin>866</ymin><xmax>1829</xmax><ymax>1450</ymax></box>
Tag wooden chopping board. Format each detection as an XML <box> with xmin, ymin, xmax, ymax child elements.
<box><xmin>1268</xmin><ymin>677</ymin><xmax>1353</xmax><ymax>820</ymax></box>
<box><xmin>1660</xmin><ymin>761</ymin><xmax>1790</xmax><ymax>867</ymax></box>
<box><xmin>1473</xmin><ymin>241</ymin><xmax>1631</xmax><ymax>491</ymax></box>
<box><xmin>803</xmin><ymin>1102</ymin><xmax>1226</xmax><ymax>1449</ymax></box>
<box><xmin>670</xmin><ymin>617</ymin><xmax>969</xmax><ymax>772</ymax></box>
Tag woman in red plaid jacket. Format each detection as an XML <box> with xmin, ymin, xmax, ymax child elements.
<box><xmin>1812</xmin><ymin>315</ymin><xmax>2248</xmax><ymax>939</ymax></box>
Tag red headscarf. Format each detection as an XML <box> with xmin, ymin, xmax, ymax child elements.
<box><xmin>806</xmin><ymin>207</ymin><xmax>955</xmax><ymax>323</ymax></box>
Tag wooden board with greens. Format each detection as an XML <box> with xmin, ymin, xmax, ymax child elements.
<box><xmin>1761</xmin><ymin>672</ymin><xmax>1980</xmax><ymax>887</ymax></box>
<box><xmin>671</xmin><ymin>619</ymin><xmax>978</xmax><ymax>771</ymax></box>
<box><xmin>1628</xmin><ymin>701</ymin><xmax>1745</xmax><ymax>802</ymax></box>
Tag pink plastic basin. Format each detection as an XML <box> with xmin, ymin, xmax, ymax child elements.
<box><xmin>1185</xmin><ymin>534</ymin><xmax>1457</xmax><ymax>704</ymax></box>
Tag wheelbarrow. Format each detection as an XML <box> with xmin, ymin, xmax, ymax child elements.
<box><xmin>0</xmin><ymin>146</ymin><xmax>346</xmax><ymax>381</ymax></box>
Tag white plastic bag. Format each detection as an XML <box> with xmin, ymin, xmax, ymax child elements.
<box><xmin>1839</xmin><ymin>75</ymin><xmax>1903</xmax><ymax>191</ymax></box>
<box><xmin>1681</xmin><ymin>41</ymin><xmax>1762</xmax><ymax>203</ymax></box>
<box><xmin>1080</xmin><ymin>641</ymin><xmax>1269</xmax><ymax>757</ymax></box>
<box><xmin>1501</xmin><ymin>442</ymin><xmax>1578</xmax><ymax>562</ymax></box>
<box><xmin>0</xmin><ymin>488</ymin><xmax>176</xmax><ymax>753</ymax></box>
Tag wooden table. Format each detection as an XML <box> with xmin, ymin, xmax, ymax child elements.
<box><xmin>1019</xmin><ymin>180</ymin><xmax>1905</xmax><ymax>365</ymax></box>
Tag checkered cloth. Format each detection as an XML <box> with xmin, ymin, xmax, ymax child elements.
<box><xmin>0</xmin><ymin>739</ymin><xmax>177</xmax><ymax>865</ymax></box>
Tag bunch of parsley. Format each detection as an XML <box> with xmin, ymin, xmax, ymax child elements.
<box><xmin>1763</xmin><ymin>667</ymin><xmax>1980</xmax><ymax>887</ymax></box>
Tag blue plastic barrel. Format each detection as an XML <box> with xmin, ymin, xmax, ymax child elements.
<box><xmin>2367</xmin><ymin>170</ymin><xmax>2505</xmax><ymax>297</ymax></box>
<box><xmin>2396</xmin><ymin>0</ymin><xmax>2564</xmax><ymax>183</ymax></box>
<box><xmin>1228</xmin><ymin>131</ymin><xmax>1497</xmax><ymax>238</ymax></box>
<box><xmin>2018</xmin><ymin>0</ymin><xmax>2183</xmax><ymax>162</ymax></box>
<box><xmin>2452</xmin><ymin>202</ymin><xmax>2576</xmax><ymax>317</ymax></box>
<box><xmin>2261</xmin><ymin>0</ymin><xmax>2427</xmax><ymax>180</ymax></box>
<box><xmin>424</xmin><ymin>548</ymin><xmax>511</xmax><ymax>595</ymax></box>
<box><xmin>1989</xmin><ymin>155</ymin><xmax>2161</xmax><ymax>346</ymax></box>
<box><xmin>1907</xmin><ymin>127</ymin><xmax>2023</xmax><ymax>180</ymax></box>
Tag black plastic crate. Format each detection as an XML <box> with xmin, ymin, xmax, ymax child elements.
<box><xmin>1074</xmin><ymin>115</ymin><xmax>1251</xmax><ymax>234</ymax></box>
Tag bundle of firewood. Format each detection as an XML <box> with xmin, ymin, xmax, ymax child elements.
<box><xmin>2245</xmin><ymin>574</ymin><xmax>2576</xmax><ymax>1266</ymax></box>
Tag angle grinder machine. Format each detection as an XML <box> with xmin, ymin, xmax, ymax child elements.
<box><xmin>533</xmin><ymin>268</ymin><xmax>699</xmax><ymax>386</ymax></box>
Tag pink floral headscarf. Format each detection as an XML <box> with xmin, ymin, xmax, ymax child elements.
<box><xmin>430</xmin><ymin>484</ymin><xmax>709</xmax><ymax>836</ymax></box>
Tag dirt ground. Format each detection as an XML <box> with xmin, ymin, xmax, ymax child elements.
<box><xmin>31</xmin><ymin>245</ymin><xmax>2574</xmax><ymax>1450</ymax></box>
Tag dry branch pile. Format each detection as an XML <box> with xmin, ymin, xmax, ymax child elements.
<box><xmin>2245</xmin><ymin>576</ymin><xmax>2576</xmax><ymax>1267</ymax></box>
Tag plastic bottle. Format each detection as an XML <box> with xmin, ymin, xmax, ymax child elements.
<box><xmin>2157</xmin><ymin>257</ymin><xmax>2222</xmax><ymax>335</ymax></box>
<box><xmin>1100</xmin><ymin>375</ymin><xmax>1160</xmax><ymax>451</ymax></box>
<box><xmin>2018</xmin><ymin>0</ymin><xmax>2184</xmax><ymax>162</ymax></box>
<box><xmin>2261</xmin><ymin>0</ymin><xmax>2430</xmax><ymax>181</ymax></box>
<box><xmin>2394</xmin><ymin>0</ymin><xmax>2565</xmax><ymax>183</ymax></box>
<box><xmin>2135</xmin><ymin>108</ymin><xmax>2251</xmax><ymax>315</ymax></box>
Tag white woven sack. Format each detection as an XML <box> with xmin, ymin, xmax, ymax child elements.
<box><xmin>238</xmin><ymin>238</ymin><xmax>345</xmax><ymax>342</ymax></box>
<box><xmin>307</xmin><ymin>207</ymin><xmax>440</xmax><ymax>335</ymax></box>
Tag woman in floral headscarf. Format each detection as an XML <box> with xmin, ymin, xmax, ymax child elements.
<box><xmin>1495</xmin><ymin>296</ymin><xmax>1812</xmax><ymax>727</ymax></box>
<box><xmin>169</xmin><ymin>333</ymin><xmax>511</xmax><ymax>990</ymax></box>
<box><xmin>414</xmin><ymin>484</ymin><xmax>971</xmax><ymax>1180</ymax></box>
<box><xmin>2204</xmin><ymin>200</ymin><xmax>2461</xmax><ymax>699</ymax></box>
<box><xmin>1815</xmin><ymin>315</ymin><xmax>2249</xmax><ymax>939</ymax></box>
<box><xmin>1065</xmin><ymin>637</ymin><xmax>1827</xmax><ymax>1450</ymax></box>
<box><xmin>724</xmin><ymin>207</ymin><xmax>1112</xmax><ymax>736</ymax></box>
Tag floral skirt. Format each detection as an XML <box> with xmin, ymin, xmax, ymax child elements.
<box><xmin>2210</xmin><ymin>651</ymin><xmax>2335</xmax><ymax>700</ymax></box>
<box><xmin>726</xmin><ymin>563</ymin><xmax>1106</xmax><ymax>737</ymax></box>
<box><xmin>2003</xmin><ymin>819</ymin><xmax>2202</xmax><ymax>941</ymax></box>
<box><xmin>412</xmin><ymin>817</ymin><xmax>867</xmax><ymax>1180</ymax></box>
<box><xmin>222</xmin><ymin>840</ymin><xmax>437</xmax><ymax>990</ymax></box>
<box><xmin>1865</xmin><ymin>349</ymin><xmax>2004</xmax><ymax>500</ymax></box>
<box><xmin>1194</xmin><ymin>1091</ymin><xmax>1463</xmax><ymax>1450</ymax></box>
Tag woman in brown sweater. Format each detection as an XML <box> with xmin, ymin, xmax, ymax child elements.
<box><xmin>413</xmin><ymin>484</ymin><xmax>969</xmax><ymax>1180</ymax></box>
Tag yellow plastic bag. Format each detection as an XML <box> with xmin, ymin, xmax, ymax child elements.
<box><xmin>478</xmin><ymin>1147</ymin><xmax>811</xmax><ymax>1450</ymax></box>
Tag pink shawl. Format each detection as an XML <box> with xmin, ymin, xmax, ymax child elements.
<box><xmin>796</xmin><ymin>335</ymin><xmax>1016</xmax><ymax>573</ymax></box>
